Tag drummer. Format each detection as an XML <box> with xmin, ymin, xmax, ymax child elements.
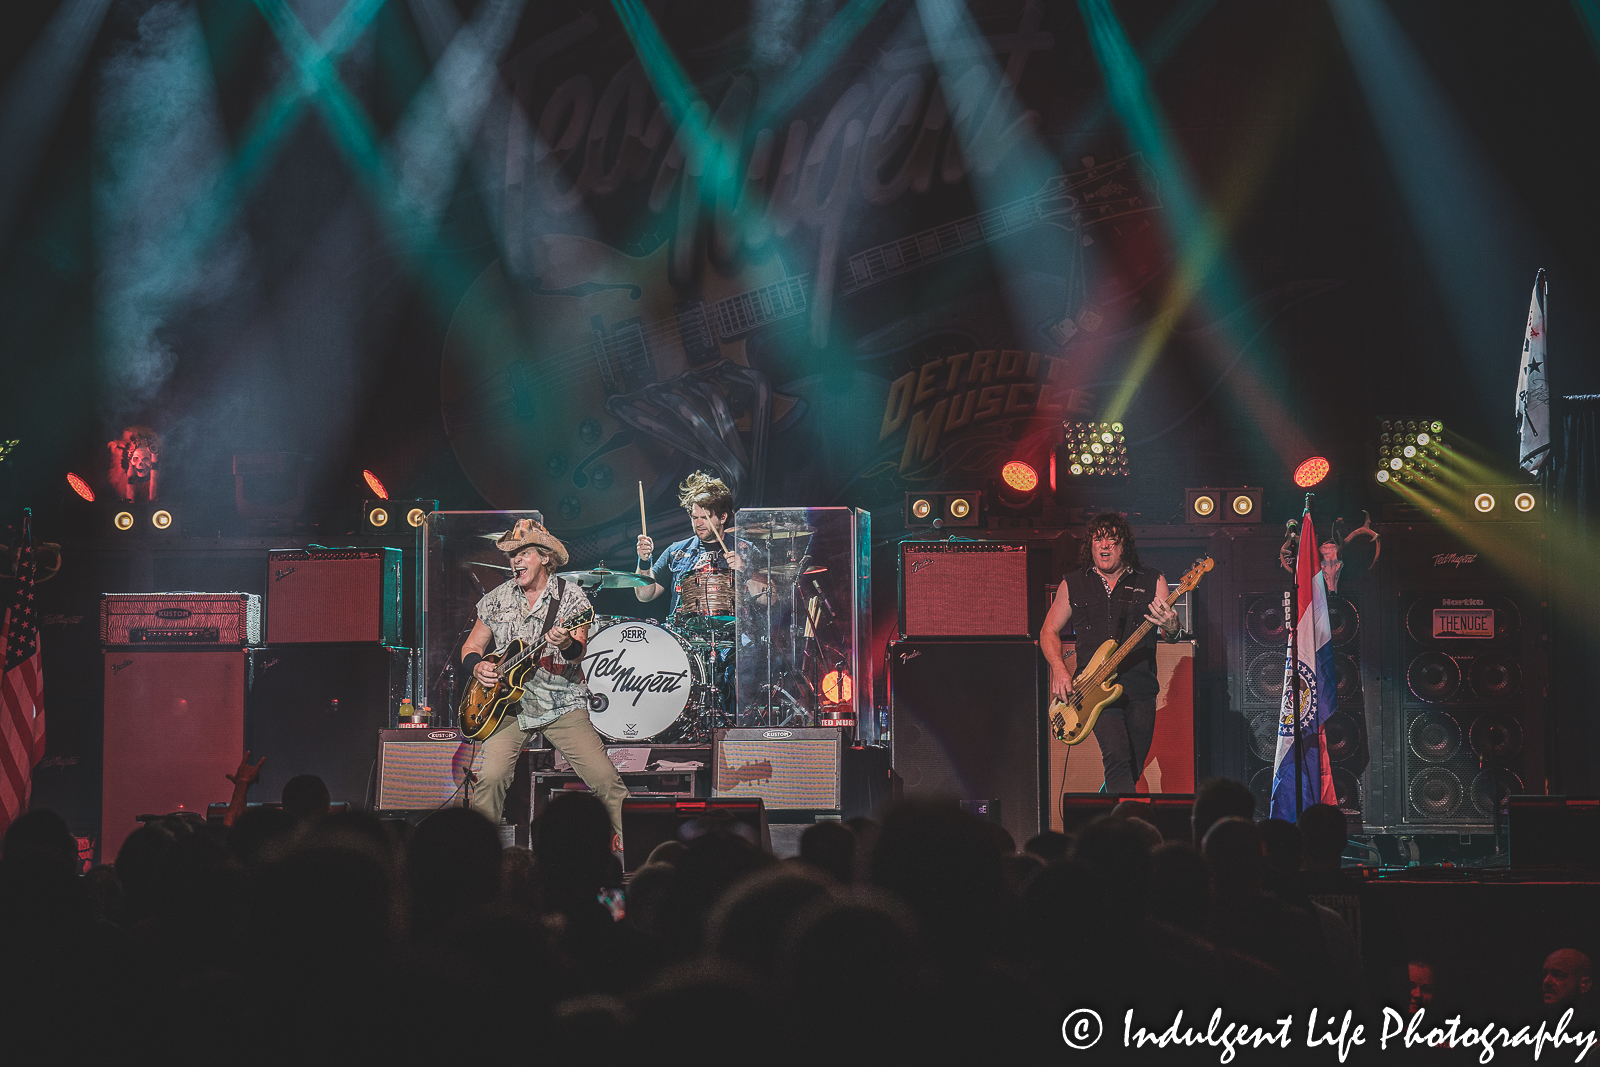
<box><xmin>634</xmin><ymin>470</ymin><xmax>765</xmax><ymax>611</ymax></box>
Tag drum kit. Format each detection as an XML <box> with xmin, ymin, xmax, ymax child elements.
<box><xmin>552</xmin><ymin>517</ymin><xmax>844</xmax><ymax>742</ymax></box>
<box><xmin>552</xmin><ymin>563</ymin><xmax>732</xmax><ymax>745</ymax></box>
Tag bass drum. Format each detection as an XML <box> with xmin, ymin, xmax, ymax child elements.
<box><xmin>581</xmin><ymin>618</ymin><xmax>702</xmax><ymax>741</ymax></box>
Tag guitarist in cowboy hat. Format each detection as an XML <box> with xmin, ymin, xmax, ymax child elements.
<box><xmin>459</xmin><ymin>518</ymin><xmax>628</xmax><ymax>844</ymax></box>
<box><xmin>1040</xmin><ymin>513</ymin><xmax>1181</xmax><ymax>794</ymax></box>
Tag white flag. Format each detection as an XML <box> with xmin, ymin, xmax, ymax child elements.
<box><xmin>1516</xmin><ymin>269</ymin><xmax>1549</xmax><ymax>474</ymax></box>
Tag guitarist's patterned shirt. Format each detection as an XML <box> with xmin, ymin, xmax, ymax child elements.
<box><xmin>476</xmin><ymin>577</ymin><xmax>593</xmax><ymax>729</ymax></box>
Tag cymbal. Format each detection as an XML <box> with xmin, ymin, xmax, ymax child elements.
<box><xmin>737</xmin><ymin>522</ymin><xmax>813</xmax><ymax>541</ymax></box>
<box><xmin>558</xmin><ymin>565</ymin><xmax>652</xmax><ymax>589</ymax></box>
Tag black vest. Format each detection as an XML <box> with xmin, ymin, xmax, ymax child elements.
<box><xmin>1060</xmin><ymin>565</ymin><xmax>1160</xmax><ymax>697</ymax></box>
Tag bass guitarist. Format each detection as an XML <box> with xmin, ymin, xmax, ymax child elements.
<box><xmin>460</xmin><ymin>518</ymin><xmax>628</xmax><ymax>844</ymax></box>
<box><xmin>1040</xmin><ymin>513</ymin><xmax>1181</xmax><ymax>794</ymax></box>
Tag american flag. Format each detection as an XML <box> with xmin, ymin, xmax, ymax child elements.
<box><xmin>1</xmin><ymin>510</ymin><xmax>45</xmax><ymax>835</ymax></box>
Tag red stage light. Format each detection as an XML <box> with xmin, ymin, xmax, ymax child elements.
<box><xmin>1001</xmin><ymin>460</ymin><xmax>1039</xmax><ymax>493</ymax></box>
<box><xmin>362</xmin><ymin>470</ymin><xmax>389</xmax><ymax>499</ymax></box>
<box><xmin>67</xmin><ymin>473</ymin><xmax>95</xmax><ymax>502</ymax></box>
<box><xmin>1294</xmin><ymin>457</ymin><xmax>1330</xmax><ymax>488</ymax></box>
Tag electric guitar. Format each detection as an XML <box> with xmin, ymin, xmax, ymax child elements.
<box><xmin>457</xmin><ymin>605</ymin><xmax>596</xmax><ymax>741</ymax></box>
<box><xmin>1050</xmin><ymin>556</ymin><xmax>1213</xmax><ymax>746</ymax></box>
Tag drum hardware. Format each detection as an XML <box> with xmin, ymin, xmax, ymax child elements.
<box><xmin>558</xmin><ymin>563</ymin><xmax>653</xmax><ymax>590</ymax></box>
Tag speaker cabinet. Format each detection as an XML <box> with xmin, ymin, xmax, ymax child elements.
<box><xmin>1509</xmin><ymin>796</ymin><xmax>1600</xmax><ymax>868</ymax></box>
<box><xmin>899</xmin><ymin>541</ymin><xmax>1047</xmax><ymax>638</ymax></box>
<box><xmin>266</xmin><ymin>548</ymin><xmax>401</xmax><ymax>644</ymax></box>
<box><xmin>1380</xmin><ymin>524</ymin><xmax>1544</xmax><ymax>830</ymax></box>
<box><xmin>102</xmin><ymin>650</ymin><xmax>247</xmax><ymax>860</ymax></box>
<box><xmin>713</xmin><ymin>728</ymin><xmax>842</xmax><ymax>814</ymax></box>
<box><xmin>888</xmin><ymin>639</ymin><xmax>1044</xmax><ymax>845</ymax></box>
<box><xmin>1203</xmin><ymin>529</ymin><xmax>1372</xmax><ymax>822</ymax></box>
<box><xmin>247</xmin><ymin>645</ymin><xmax>410</xmax><ymax>808</ymax></box>
<box><xmin>621</xmin><ymin>797</ymin><xmax>769</xmax><ymax>872</ymax></box>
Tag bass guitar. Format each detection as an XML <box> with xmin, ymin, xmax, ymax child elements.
<box><xmin>457</xmin><ymin>605</ymin><xmax>596</xmax><ymax>741</ymax></box>
<box><xmin>1050</xmin><ymin>556</ymin><xmax>1214</xmax><ymax>746</ymax></box>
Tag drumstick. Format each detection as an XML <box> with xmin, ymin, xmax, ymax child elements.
<box><xmin>638</xmin><ymin>481</ymin><xmax>647</xmax><ymax>536</ymax></box>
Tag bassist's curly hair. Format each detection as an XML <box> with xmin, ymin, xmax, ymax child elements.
<box><xmin>1077</xmin><ymin>512</ymin><xmax>1140</xmax><ymax>571</ymax></box>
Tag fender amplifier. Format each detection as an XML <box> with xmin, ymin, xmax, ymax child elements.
<box><xmin>900</xmin><ymin>541</ymin><xmax>1040</xmax><ymax>637</ymax></box>
<box><xmin>101</xmin><ymin>592</ymin><xmax>262</xmax><ymax>647</ymax></box>
<box><xmin>266</xmin><ymin>548</ymin><xmax>401</xmax><ymax>644</ymax></box>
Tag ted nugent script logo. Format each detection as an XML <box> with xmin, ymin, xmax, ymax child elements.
<box><xmin>585</xmin><ymin>647</ymin><xmax>688</xmax><ymax>707</ymax></box>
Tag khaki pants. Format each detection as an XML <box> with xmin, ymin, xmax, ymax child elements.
<box><xmin>468</xmin><ymin>707</ymin><xmax>628</xmax><ymax>842</ymax></box>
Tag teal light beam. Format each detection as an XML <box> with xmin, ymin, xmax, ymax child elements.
<box><xmin>610</xmin><ymin>0</ymin><xmax>720</xmax><ymax>179</ymax></box>
<box><xmin>0</xmin><ymin>0</ymin><xmax>114</xmax><ymax>253</ymax></box>
<box><xmin>1077</xmin><ymin>0</ymin><xmax>1310</xmax><ymax>463</ymax></box>
<box><xmin>1328</xmin><ymin>0</ymin><xmax>1548</xmax><ymax>423</ymax></box>
<box><xmin>1573</xmin><ymin>0</ymin><xmax>1600</xmax><ymax>60</ymax></box>
<box><xmin>751</xmin><ymin>0</ymin><xmax>891</xmax><ymax>132</ymax></box>
<box><xmin>249</xmin><ymin>0</ymin><xmax>520</xmax><ymax>349</ymax></box>
<box><xmin>157</xmin><ymin>0</ymin><xmax>389</xmax><ymax>284</ymax></box>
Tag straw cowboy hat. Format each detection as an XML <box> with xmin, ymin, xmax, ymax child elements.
<box><xmin>494</xmin><ymin>517</ymin><xmax>569</xmax><ymax>567</ymax></box>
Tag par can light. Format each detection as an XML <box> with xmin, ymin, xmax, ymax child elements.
<box><xmin>1474</xmin><ymin>493</ymin><xmax>1496</xmax><ymax>514</ymax></box>
<box><xmin>1514</xmin><ymin>492</ymin><xmax>1535</xmax><ymax>513</ymax></box>
<box><xmin>151</xmin><ymin>509</ymin><xmax>173</xmax><ymax>530</ymax></box>
<box><xmin>114</xmin><ymin>511</ymin><xmax>135</xmax><ymax>531</ymax></box>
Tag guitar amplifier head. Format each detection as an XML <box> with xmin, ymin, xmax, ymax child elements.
<box><xmin>266</xmin><ymin>547</ymin><xmax>401</xmax><ymax>644</ymax></box>
<box><xmin>900</xmin><ymin>541</ymin><xmax>1038</xmax><ymax>638</ymax></box>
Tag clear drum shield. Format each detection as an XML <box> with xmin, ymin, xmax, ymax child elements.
<box><xmin>732</xmin><ymin>507</ymin><xmax>870</xmax><ymax>734</ymax></box>
<box><xmin>420</xmin><ymin>510</ymin><xmax>546</xmax><ymax>726</ymax></box>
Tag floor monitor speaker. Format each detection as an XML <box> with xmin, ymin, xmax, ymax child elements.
<box><xmin>621</xmin><ymin>797</ymin><xmax>769</xmax><ymax>872</ymax></box>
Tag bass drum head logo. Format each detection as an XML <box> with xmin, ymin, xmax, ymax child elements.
<box><xmin>620</xmin><ymin>626</ymin><xmax>648</xmax><ymax>642</ymax></box>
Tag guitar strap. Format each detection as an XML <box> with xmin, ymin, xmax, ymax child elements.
<box><xmin>536</xmin><ymin>577</ymin><xmax>565</xmax><ymax>645</ymax></box>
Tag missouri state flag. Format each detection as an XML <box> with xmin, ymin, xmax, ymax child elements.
<box><xmin>1271</xmin><ymin>507</ymin><xmax>1338</xmax><ymax>819</ymax></box>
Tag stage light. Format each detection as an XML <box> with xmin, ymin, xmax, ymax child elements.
<box><xmin>949</xmin><ymin>497</ymin><xmax>972</xmax><ymax>520</ymax></box>
<box><xmin>113</xmin><ymin>511</ymin><xmax>134</xmax><ymax>531</ymax></box>
<box><xmin>1059</xmin><ymin>420</ymin><xmax>1129</xmax><ymax>480</ymax></box>
<box><xmin>362</xmin><ymin>470</ymin><xmax>389</xmax><ymax>500</ymax></box>
<box><xmin>1390</xmin><ymin>457</ymin><xmax>1404</xmax><ymax>471</ymax></box>
<box><xmin>362</xmin><ymin>498</ymin><xmax>437</xmax><ymax>535</ymax></box>
<box><xmin>1465</xmin><ymin>485</ymin><xmax>1540</xmax><ymax>521</ymax></box>
<box><xmin>1293</xmin><ymin>457</ymin><xmax>1330</xmax><ymax>489</ymax></box>
<box><xmin>1376</xmin><ymin>419</ymin><xmax>1450</xmax><ymax>491</ymax></box>
<box><xmin>821</xmin><ymin>669</ymin><xmax>854</xmax><ymax>704</ymax></box>
<box><xmin>1230</xmin><ymin>492</ymin><xmax>1256</xmax><ymax>518</ymax></box>
<box><xmin>1001</xmin><ymin>461</ymin><xmax>1038</xmax><ymax>493</ymax></box>
<box><xmin>1186</xmin><ymin>489</ymin><xmax>1219</xmax><ymax>523</ymax></box>
<box><xmin>910</xmin><ymin>497</ymin><xmax>932</xmax><ymax>521</ymax></box>
<box><xmin>1376</xmin><ymin>469</ymin><xmax>1391</xmax><ymax>483</ymax></box>
<box><xmin>151</xmin><ymin>509</ymin><xmax>173</xmax><ymax>530</ymax></box>
<box><xmin>66</xmin><ymin>473</ymin><xmax>95</xmax><ymax>502</ymax></box>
